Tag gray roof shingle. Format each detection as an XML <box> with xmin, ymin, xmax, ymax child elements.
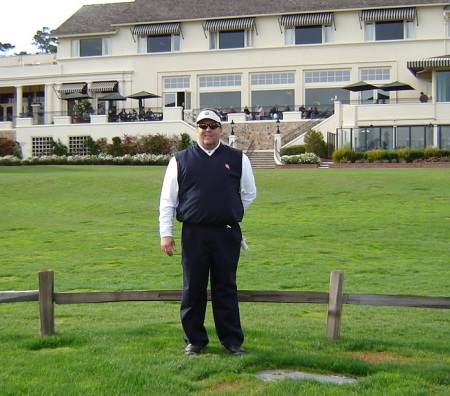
<box><xmin>53</xmin><ymin>0</ymin><xmax>448</xmax><ymax>36</ymax></box>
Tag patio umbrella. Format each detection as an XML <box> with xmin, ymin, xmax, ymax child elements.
<box><xmin>60</xmin><ymin>92</ymin><xmax>93</xmax><ymax>100</ymax></box>
<box><xmin>127</xmin><ymin>91</ymin><xmax>161</xmax><ymax>111</ymax></box>
<box><xmin>343</xmin><ymin>81</ymin><xmax>378</xmax><ymax>92</ymax></box>
<box><xmin>98</xmin><ymin>92</ymin><xmax>127</xmax><ymax>101</ymax></box>
<box><xmin>379</xmin><ymin>81</ymin><xmax>414</xmax><ymax>91</ymax></box>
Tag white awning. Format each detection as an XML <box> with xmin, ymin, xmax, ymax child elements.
<box><xmin>89</xmin><ymin>81</ymin><xmax>118</xmax><ymax>92</ymax></box>
<box><xmin>407</xmin><ymin>55</ymin><xmax>450</xmax><ymax>75</ymax></box>
<box><xmin>57</xmin><ymin>83</ymin><xmax>86</xmax><ymax>93</ymax></box>
<box><xmin>359</xmin><ymin>7</ymin><xmax>417</xmax><ymax>22</ymax></box>
<box><xmin>280</xmin><ymin>13</ymin><xmax>334</xmax><ymax>27</ymax></box>
<box><xmin>203</xmin><ymin>17</ymin><xmax>255</xmax><ymax>32</ymax></box>
<box><xmin>131</xmin><ymin>22</ymin><xmax>181</xmax><ymax>36</ymax></box>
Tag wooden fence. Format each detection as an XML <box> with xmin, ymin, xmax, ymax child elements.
<box><xmin>1</xmin><ymin>270</ymin><xmax>449</xmax><ymax>339</ymax></box>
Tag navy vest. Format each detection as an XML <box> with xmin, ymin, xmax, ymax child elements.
<box><xmin>175</xmin><ymin>144</ymin><xmax>244</xmax><ymax>225</ymax></box>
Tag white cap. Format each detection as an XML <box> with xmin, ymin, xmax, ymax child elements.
<box><xmin>196</xmin><ymin>109</ymin><xmax>222</xmax><ymax>124</ymax></box>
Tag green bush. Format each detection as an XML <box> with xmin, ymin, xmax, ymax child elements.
<box><xmin>332</xmin><ymin>145</ymin><xmax>357</xmax><ymax>163</ymax></box>
<box><xmin>304</xmin><ymin>129</ymin><xmax>327</xmax><ymax>158</ymax></box>
<box><xmin>51</xmin><ymin>139</ymin><xmax>68</xmax><ymax>156</ymax></box>
<box><xmin>85</xmin><ymin>137</ymin><xmax>101</xmax><ymax>155</ymax></box>
<box><xmin>423</xmin><ymin>146</ymin><xmax>440</xmax><ymax>160</ymax></box>
<box><xmin>280</xmin><ymin>145</ymin><xmax>306</xmax><ymax>156</ymax></box>
<box><xmin>364</xmin><ymin>149</ymin><xmax>384</xmax><ymax>162</ymax></box>
<box><xmin>280</xmin><ymin>152</ymin><xmax>320</xmax><ymax>164</ymax></box>
<box><xmin>178</xmin><ymin>132</ymin><xmax>194</xmax><ymax>151</ymax></box>
<box><xmin>395</xmin><ymin>147</ymin><xmax>411</xmax><ymax>162</ymax></box>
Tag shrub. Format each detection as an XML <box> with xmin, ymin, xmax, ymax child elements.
<box><xmin>395</xmin><ymin>147</ymin><xmax>410</xmax><ymax>162</ymax></box>
<box><xmin>280</xmin><ymin>152</ymin><xmax>320</xmax><ymax>164</ymax></box>
<box><xmin>332</xmin><ymin>145</ymin><xmax>357</xmax><ymax>163</ymax></box>
<box><xmin>280</xmin><ymin>145</ymin><xmax>306</xmax><ymax>156</ymax></box>
<box><xmin>178</xmin><ymin>133</ymin><xmax>193</xmax><ymax>151</ymax></box>
<box><xmin>0</xmin><ymin>154</ymin><xmax>171</xmax><ymax>166</ymax></box>
<box><xmin>110</xmin><ymin>136</ymin><xmax>123</xmax><ymax>156</ymax></box>
<box><xmin>423</xmin><ymin>146</ymin><xmax>440</xmax><ymax>160</ymax></box>
<box><xmin>51</xmin><ymin>139</ymin><xmax>68</xmax><ymax>156</ymax></box>
<box><xmin>364</xmin><ymin>149</ymin><xmax>387</xmax><ymax>163</ymax></box>
<box><xmin>304</xmin><ymin>129</ymin><xmax>327</xmax><ymax>158</ymax></box>
<box><xmin>0</xmin><ymin>138</ymin><xmax>22</xmax><ymax>158</ymax></box>
<box><xmin>85</xmin><ymin>137</ymin><xmax>101</xmax><ymax>155</ymax></box>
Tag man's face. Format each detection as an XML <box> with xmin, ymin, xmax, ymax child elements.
<box><xmin>196</xmin><ymin>118</ymin><xmax>222</xmax><ymax>149</ymax></box>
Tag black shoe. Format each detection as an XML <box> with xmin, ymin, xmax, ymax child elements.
<box><xmin>184</xmin><ymin>343</ymin><xmax>203</xmax><ymax>355</ymax></box>
<box><xmin>227</xmin><ymin>345</ymin><xmax>246</xmax><ymax>356</ymax></box>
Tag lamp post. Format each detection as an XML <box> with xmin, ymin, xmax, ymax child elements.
<box><xmin>228</xmin><ymin>120</ymin><xmax>237</xmax><ymax>148</ymax></box>
<box><xmin>274</xmin><ymin>118</ymin><xmax>282</xmax><ymax>164</ymax></box>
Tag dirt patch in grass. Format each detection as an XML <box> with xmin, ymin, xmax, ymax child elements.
<box><xmin>352</xmin><ymin>351</ymin><xmax>407</xmax><ymax>363</ymax></box>
<box><xmin>204</xmin><ymin>380</ymin><xmax>243</xmax><ymax>393</ymax></box>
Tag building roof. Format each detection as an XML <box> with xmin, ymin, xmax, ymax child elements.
<box><xmin>53</xmin><ymin>0</ymin><xmax>449</xmax><ymax>36</ymax></box>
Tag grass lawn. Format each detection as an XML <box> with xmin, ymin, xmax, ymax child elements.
<box><xmin>0</xmin><ymin>166</ymin><xmax>449</xmax><ymax>395</ymax></box>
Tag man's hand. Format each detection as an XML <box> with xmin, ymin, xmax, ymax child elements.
<box><xmin>161</xmin><ymin>236</ymin><xmax>176</xmax><ymax>256</ymax></box>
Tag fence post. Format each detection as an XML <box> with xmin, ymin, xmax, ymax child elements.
<box><xmin>326</xmin><ymin>270</ymin><xmax>344</xmax><ymax>340</ymax></box>
<box><xmin>39</xmin><ymin>270</ymin><xmax>55</xmax><ymax>336</ymax></box>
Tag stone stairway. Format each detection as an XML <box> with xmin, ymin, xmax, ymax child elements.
<box><xmin>248</xmin><ymin>150</ymin><xmax>275</xmax><ymax>169</ymax></box>
<box><xmin>319</xmin><ymin>161</ymin><xmax>332</xmax><ymax>169</ymax></box>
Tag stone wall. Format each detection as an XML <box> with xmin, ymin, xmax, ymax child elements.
<box><xmin>0</xmin><ymin>131</ymin><xmax>16</xmax><ymax>140</ymax></box>
<box><xmin>222</xmin><ymin>121</ymin><xmax>305</xmax><ymax>151</ymax></box>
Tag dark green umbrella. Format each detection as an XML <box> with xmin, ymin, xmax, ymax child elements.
<box><xmin>379</xmin><ymin>81</ymin><xmax>414</xmax><ymax>91</ymax></box>
<box><xmin>343</xmin><ymin>81</ymin><xmax>378</xmax><ymax>92</ymax></box>
<box><xmin>98</xmin><ymin>92</ymin><xmax>127</xmax><ymax>101</ymax></box>
<box><xmin>61</xmin><ymin>92</ymin><xmax>93</xmax><ymax>100</ymax></box>
<box><xmin>127</xmin><ymin>91</ymin><xmax>161</xmax><ymax>111</ymax></box>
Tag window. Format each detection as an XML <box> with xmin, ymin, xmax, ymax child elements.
<box><xmin>71</xmin><ymin>38</ymin><xmax>111</xmax><ymax>57</ymax></box>
<box><xmin>364</xmin><ymin>20</ymin><xmax>414</xmax><ymax>41</ymax></box>
<box><xmin>32</xmin><ymin>137</ymin><xmax>52</xmax><ymax>157</ymax></box>
<box><xmin>200</xmin><ymin>75</ymin><xmax>241</xmax><ymax>88</ymax></box>
<box><xmin>199</xmin><ymin>92</ymin><xmax>241</xmax><ymax>110</ymax></box>
<box><xmin>163</xmin><ymin>77</ymin><xmax>190</xmax><ymax>89</ymax></box>
<box><xmin>397</xmin><ymin>126</ymin><xmax>433</xmax><ymax>149</ymax></box>
<box><xmin>439</xmin><ymin>126</ymin><xmax>450</xmax><ymax>148</ymax></box>
<box><xmin>305</xmin><ymin>70</ymin><xmax>350</xmax><ymax>83</ymax></box>
<box><xmin>204</xmin><ymin>18</ymin><xmax>255</xmax><ymax>50</ymax></box>
<box><xmin>209</xmin><ymin>30</ymin><xmax>252</xmax><ymax>49</ymax></box>
<box><xmin>436</xmin><ymin>71</ymin><xmax>450</xmax><ymax>102</ymax></box>
<box><xmin>360</xmin><ymin>68</ymin><xmax>391</xmax><ymax>81</ymax></box>
<box><xmin>305</xmin><ymin>88</ymin><xmax>349</xmax><ymax>109</ymax></box>
<box><xmin>361</xmin><ymin>7</ymin><xmax>416</xmax><ymax>41</ymax></box>
<box><xmin>69</xmin><ymin>136</ymin><xmax>89</xmax><ymax>156</ymax></box>
<box><xmin>285</xmin><ymin>25</ymin><xmax>332</xmax><ymax>45</ymax></box>
<box><xmin>149</xmin><ymin>34</ymin><xmax>180</xmax><ymax>53</ymax></box>
<box><xmin>133</xmin><ymin>23</ymin><xmax>182</xmax><ymax>53</ymax></box>
<box><xmin>251</xmin><ymin>89</ymin><xmax>294</xmax><ymax>110</ymax></box>
<box><xmin>281</xmin><ymin>13</ymin><xmax>334</xmax><ymax>45</ymax></box>
<box><xmin>139</xmin><ymin>34</ymin><xmax>180</xmax><ymax>53</ymax></box>
<box><xmin>251</xmin><ymin>72</ymin><xmax>295</xmax><ymax>85</ymax></box>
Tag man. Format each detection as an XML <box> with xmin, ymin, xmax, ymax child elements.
<box><xmin>159</xmin><ymin>108</ymin><xmax>257</xmax><ymax>356</ymax></box>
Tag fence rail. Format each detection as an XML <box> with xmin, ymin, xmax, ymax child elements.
<box><xmin>1</xmin><ymin>270</ymin><xmax>449</xmax><ymax>339</ymax></box>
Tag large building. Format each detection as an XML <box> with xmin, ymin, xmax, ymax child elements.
<box><xmin>1</xmin><ymin>0</ymin><xmax>450</xmax><ymax>159</ymax></box>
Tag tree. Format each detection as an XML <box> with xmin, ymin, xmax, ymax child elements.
<box><xmin>0</xmin><ymin>42</ymin><xmax>15</xmax><ymax>53</ymax></box>
<box><xmin>32</xmin><ymin>27</ymin><xmax>57</xmax><ymax>54</ymax></box>
<box><xmin>304</xmin><ymin>129</ymin><xmax>328</xmax><ymax>159</ymax></box>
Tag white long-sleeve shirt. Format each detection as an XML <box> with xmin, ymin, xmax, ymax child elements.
<box><xmin>159</xmin><ymin>144</ymin><xmax>257</xmax><ymax>237</ymax></box>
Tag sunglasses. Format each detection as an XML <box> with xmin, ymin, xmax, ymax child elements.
<box><xmin>197</xmin><ymin>123</ymin><xmax>221</xmax><ymax>130</ymax></box>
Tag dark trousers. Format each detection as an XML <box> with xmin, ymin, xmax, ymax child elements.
<box><xmin>180</xmin><ymin>222</ymin><xmax>243</xmax><ymax>348</ymax></box>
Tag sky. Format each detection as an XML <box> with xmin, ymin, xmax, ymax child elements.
<box><xmin>1</xmin><ymin>0</ymin><xmax>132</xmax><ymax>54</ymax></box>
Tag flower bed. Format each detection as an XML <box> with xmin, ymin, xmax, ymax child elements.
<box><xmin>330</xmin><ymin>162</ymin><xmax>450</xmax><ymax>168</ymax></box>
